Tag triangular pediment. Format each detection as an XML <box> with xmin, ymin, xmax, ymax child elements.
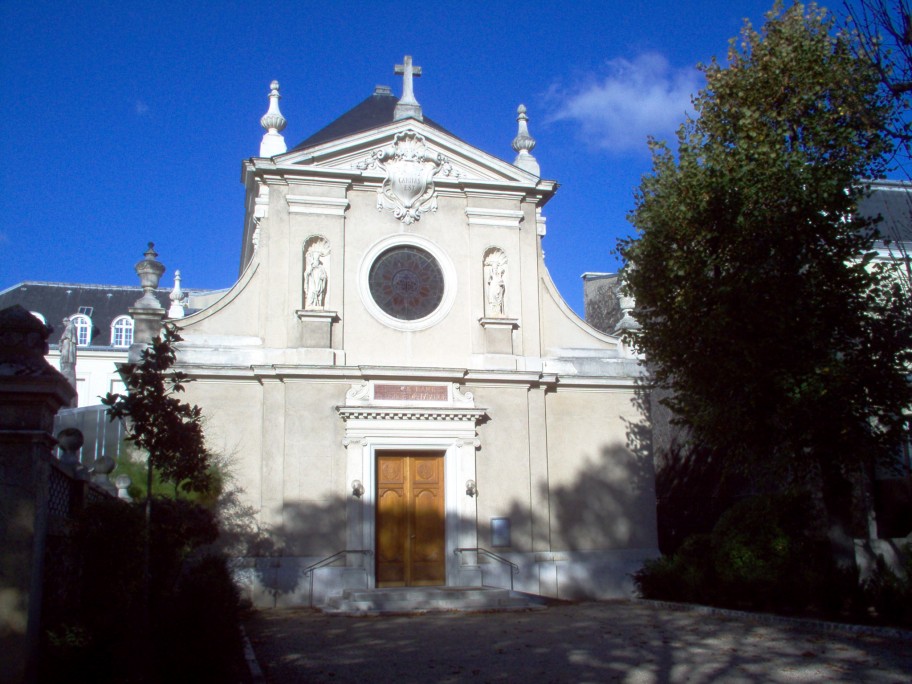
<box><xmin>275</xmin><ymin>118</ymin><xmax>541</xmax><ymax>185</ymax></box>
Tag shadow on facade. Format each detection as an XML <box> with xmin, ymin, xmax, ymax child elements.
<box><xmin>224</xmin><ymin>417</ymin><xmax>658</xmax><ymax>606</ymax></box>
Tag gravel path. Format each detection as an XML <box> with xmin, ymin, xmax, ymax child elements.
<box><xmin>244</xmin><ymin>600</ymin><xmax>912</xmax><ymax>683</ymax></box>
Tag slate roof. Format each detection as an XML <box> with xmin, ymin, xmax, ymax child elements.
<box><xmin>857</xmin><ymin>181</ymin><xmax>912</xmax><ymax>244</ymax></box>
<box><xmin>291</xmin><ymin>87</ymin><xmax>455</xmax><ymax>151</ymax></box>
<box><xmin>0</xmin><ymin>282</ymin><xmax>192</xmax><ymax>349</ymax></box>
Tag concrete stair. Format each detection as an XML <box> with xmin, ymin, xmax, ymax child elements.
<box><xmin>320</xmin><ymin>586</ymin><xmax>550</xmax><ymax>615</ymax></box>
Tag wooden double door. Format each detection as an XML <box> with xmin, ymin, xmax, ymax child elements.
<box><xmin>376</xmin><ymin>452</ymin><xmax>446</xmax><ymax>587</ymax></box>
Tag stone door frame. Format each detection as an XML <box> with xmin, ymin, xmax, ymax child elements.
<box><xmin>338</xmin><ymin>381</ymin><xmax>484</xmax><ymax>589</ymax></box>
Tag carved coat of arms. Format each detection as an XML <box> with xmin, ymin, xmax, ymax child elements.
<box><xmin>357</xmin><ymin>130</ymin><xmax>457</xmax><ymax>224</ymax></box>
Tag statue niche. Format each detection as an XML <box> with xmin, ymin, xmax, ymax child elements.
<box><xmin>483</xmin><ymin>248</ymin><xmax>508</xmax><ymax>317</ymax></box>
<box><xmin>303</xmin><ymin>236</ymin><xmax>330</xmax><ymax>310</ymax></box>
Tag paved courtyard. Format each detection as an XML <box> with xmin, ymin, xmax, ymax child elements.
<box><xmin>243</xmin><ymin>600</ymin><xmax>912</xmax><ymax>683</ymax></box>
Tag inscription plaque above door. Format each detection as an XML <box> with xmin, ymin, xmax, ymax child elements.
<box><xmin>374</xmin><ymin>384</ymin><xmax>448</xmax><ymax>401</ymax></box>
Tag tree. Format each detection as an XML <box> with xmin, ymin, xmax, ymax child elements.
<box><xmin>843</xmin><ymin>1</ymin><xmax>912</xmax><ymax>294</ymax></box>
<box><xmin>102</xmin><ymin>323</ymin><xmax>213</xmax><ymax>638</ymax></box>
<box><xmin>621</xmin><ymin>2</ymin><xmax>912</xmax><ymax>564</ymax></box>
<box><xmin>103</xmin><ymin>323</ymin><xmax>212</xmax><ymax>495</ymax></box>
<box><xmin>844</xmin><ymin>1</ymin><xmax>912</xmax><ymax>153</ymax></box>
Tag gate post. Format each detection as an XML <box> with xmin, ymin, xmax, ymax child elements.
<box><xmin>0</xmin><ymin>306</ymin><xmax>76</xmax><ymax>683</ymax></box>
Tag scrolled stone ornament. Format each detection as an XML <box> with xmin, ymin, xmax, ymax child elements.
<box><xmin>357</xmin><ymin>130</ymin><xmax>450</xmax><ymax>225</ymax></box>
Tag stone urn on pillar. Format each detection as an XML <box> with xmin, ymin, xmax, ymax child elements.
<box><xmin>128</xmin><ymin>243</ymin><xmax>167</xmax><ymax>363</ymax></box>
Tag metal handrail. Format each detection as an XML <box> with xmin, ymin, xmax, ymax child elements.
<box><xmin>454</xmin><ymin>547</ymin><xmax>519</xmax><ymax>591</ymax></box>
<box><xmin>303</xmin><ymin>549</ymin><xmax>372</xmax><ymax>606</ymax></box>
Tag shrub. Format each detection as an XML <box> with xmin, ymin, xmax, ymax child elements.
<box><xmin>154</xmin><ymin>553</ymin><xmax>245</xmax><ymax>682</ymax></box>
<box><xmin>41</xmin><ymin>499</ymin><xmax>146</xmax><ymax>682</ymax></box>
<box><xmin>710</xmin><ymin>493</ymin><xmax>833</xmax><ymax>610</ymax></box>
<box><xmin>635</xmin><ymin>493</ymin><xmax>846</xmax><ymax>614</ymax></box>
<box><xmin>862</xmin><ymin>544</ymin><xmax>912</xmax><ymax>626</ymax></box>
<box><xmin>634</xmin><ymin>534</ymin><xmax>714</xmax><ymax>603</ymax></box>
<box><xmin>40</xmin><ymin>497</ymin><xmax>244</xmax><ymax>683</ymax></box>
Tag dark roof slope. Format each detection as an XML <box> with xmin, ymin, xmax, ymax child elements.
<box><xmin>292</xmin><ymin>87</ymin><xmax>455</xmax><ymax>151</ymax></box>
<box><xmin>0</xmin><ymin>282</ymin><xmax>171</xmax><ymax>348</ymax></box>
<box><xmin>858</xmin><ymin>182</ymin><xmax>912</xmax><ymax>243</ymax></box>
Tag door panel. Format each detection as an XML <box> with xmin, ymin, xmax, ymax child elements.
<box><xmin>376</xmin><ymin>457</ymin><xmax>407</xmax><ymax>585</ymax></box>
<box><xmin>376</xmin><ymin>453</ymin><xmax>445</xmax><ymax>587</ymax></box>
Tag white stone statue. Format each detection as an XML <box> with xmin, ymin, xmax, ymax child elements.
<box><xmin>305</xmin><ymin>250</ymin><xmax>328</xmax><ymax>309</ymax></box>
<box><xmin>59</xmin><ymin>316</ymin><xmax>77</xmax><ymax>368</ymax></box>
<box><xmin>484</xmin><ymin>250</ymin><xmax>508</xmax><ymax>317</ymax></box>
<box><xmin>58</xmin><ymin>316</ymin><xmax>77</xmax><ymax>402</ymax></box>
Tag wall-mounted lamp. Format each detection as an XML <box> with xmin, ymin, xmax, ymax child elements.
<box><xmin>465</xmin><ymin>479</ymin><xmax>477</xmax><ymax>497</ymax></box>
<box><xmin>351</xmin><ymin>479</ymin><xmax>365</xmax><ymax>498</ymax></box>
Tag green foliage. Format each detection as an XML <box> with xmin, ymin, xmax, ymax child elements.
<box><xmin>103</xmin><ymin>324</ymin><xmax>213</xmax><ymax>494</ymax></box>
<box><xmin>634</xmin><ymin>493</ymin><xmax>851</xmax><ymax>613</ymax></box>
<box><xmin>711</xmin><ymin>493</ymin><xmax>835</xmax><ymax>607</ymax></box>
<box><xmin>155</xmin><ymin>555</ymin><xmax>245</xmax><ymax>682</ymax></box>
<box><xmin>113</xmin><ymin>455</ymin><xmax>223</xmax><ymax>506</ymax></box>
<box><xmin>40</xmin><ymin>498</ymin><xmax>245</xmax><ymax>683</ymax></box>
<box><xmin>862</xmin><ymin>543</ymin><xmax>912</xmax><ymax>624</ymax></box>
<box><xmin>634</xmin><ymin>534</ymin><xmax>715</xmax><ymax>604</ymax></box>
<box><xmin>621</xmin><ymin>2</ymin><xmax>912</xmax><ymax>497</ymax></box>
<box><xmin>636</xmin><ymin>497</ymin><xmax>912</xmax><ymax>626</ymax></box>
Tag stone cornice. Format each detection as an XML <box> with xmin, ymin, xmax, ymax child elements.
<box><xmin>337</xmin><ymin>406</ymin><xmax>486</xmax><ymax>422</ymax></box>
<box><xmin>479</xmin><ymin>317</ymin><xmax>520</xmax><ymax>329</ymax></box>
<box><xmin>286</xmin><ymin>194</ymin><xmax>350</xmax><ymax>215</ymax></box>
<box><xmin>465</xmin><ymin>208</ymin><xmax>524</xmax><ymax>229</ymax></box>
<box><xmin>173</xmin><ymin>363</ymin><xmax>640</xmax><ymax>389</ymax></box>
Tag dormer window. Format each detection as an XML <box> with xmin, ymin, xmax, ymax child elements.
<box><xmin>69</xmin><ymin>314</ymin><xmax>92</xmax><ymax>347</ymax></box>
<box><xmin>111</xmin><ymin>316</ymin><xmax>134</xmax><ymax>348</ymax></box>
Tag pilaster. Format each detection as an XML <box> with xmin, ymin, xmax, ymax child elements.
<box><xmin>528</xmin><ymin>385</ymin><xmax>551</xmax><ymax>551</ymax></box>
<box><xmin>259</xmin><ymin>378</ymin><xmax>286</xmax><ymax>529</ymax></box>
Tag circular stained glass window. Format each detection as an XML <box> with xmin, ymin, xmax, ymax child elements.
<box><xmin>368</xmin><ymin>246</ymin><xmax>445</xmax><ymax>321</ymax></box>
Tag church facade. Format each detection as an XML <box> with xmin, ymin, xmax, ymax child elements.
<box><xmin>170</xmin><ymin>61</ymin><xmax>658</xmax><ymax>606</ymax></box>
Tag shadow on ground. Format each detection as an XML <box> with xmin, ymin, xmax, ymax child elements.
<box><xmin>243</xmin><ymin>600</ymin><xmax>912</xmax><ymax>683</ymax></box>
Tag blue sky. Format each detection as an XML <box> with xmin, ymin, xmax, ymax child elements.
<box><xmin>2</xmin><ymin>0</ymin><xmax>794</xmax><ymax>314</ymax></box>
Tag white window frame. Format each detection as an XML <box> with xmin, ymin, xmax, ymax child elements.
<box><xmin>111</xmin><ymin>316</ymin><xmax>134</xmax><ymax>348</ymax></box>
<box><xmin>69</xmin><ymin>314</ymin><xmax>92</xmax><ymax>347</ymax></box>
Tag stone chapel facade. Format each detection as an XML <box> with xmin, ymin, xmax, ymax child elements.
<box><xmin>171</xmin><ymin>62</ymin><xmax>658</xmax><ymax>606</ymax></box>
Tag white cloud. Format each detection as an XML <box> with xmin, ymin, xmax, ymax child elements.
<box><xmin>135</xmin><ymin>100</ymin><xmax>150</xmax><ymax>116</ymax></box>
<box><xmin>550</xmin><ymin>53</ymin><xmax>701</xmax><ymax>155</ymax></box>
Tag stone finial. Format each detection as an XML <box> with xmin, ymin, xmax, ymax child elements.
<box><xmin>115</xmin><ymin>473</ymin><xmax>133</xmax><ymax>501</ymax></box>
<box><xmin>133</xmin><ymin>242</ymin><xmax>166</xmax><ymax>309</ymax></box>
<box><xmin>129</xmin><ymin>243</ymin><xmax>167</xmax><ymax>363</ymax></box>
<box><xmin>613</xmin><ymin>268</ymin><xmax>642</xmax><ymax>359</ymax></box>
<box><xmin>91</xmin><ymin>455</ymin><xmax>117</xmax><ymax>494</ymax></box>
<box><xmin>259</xmin><ymin>80</ymin><xmax>288</xmax><ymax>157</ymax></box>
<box><xmin>168</xmin><ymin>269</ymin><xmax>187</xmax><ymax>319</ymax></box>
<box><xmin>512</xmin><ymin>104</ymin><xmax>540</xmax><ymax>176</ymax></box>
<box><xmin>614</xmin><ymin>294</ymin><xmax>639</xmax><ymax>334</ymax></box>
<box><xmin>56</xmin><ymin>427</ymin><xmax>84</xmax><ymax>466</ymax></box>
<box><xmin>394</xmin><ymin>56</ymin><xmax>423</xmax><ymax>121</ymax></box>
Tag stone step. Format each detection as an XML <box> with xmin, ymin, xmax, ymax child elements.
<box><xmin>321</xmin><ymin>587</ymin><xmax>550</xmax><ymax>615</ymax></box>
